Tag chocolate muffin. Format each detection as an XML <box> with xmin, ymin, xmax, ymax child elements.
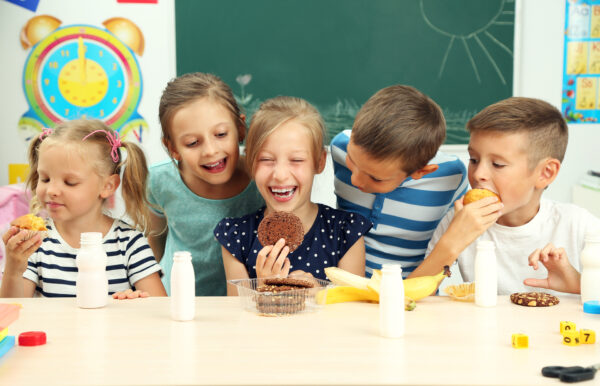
<box><xmin>255</xmin><ymin>277</ymin><xmax>315</xmax><ymax>315</ymax></box>
<box><xmin>257</xmin><ymin>211</ymin><xmax>304</xmax><ymax>252</ymax></box>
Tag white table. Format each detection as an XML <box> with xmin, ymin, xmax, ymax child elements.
<box><xmin>1</xmin><ymin>296</ymin><xmax>598</xmax><ymax>385</ymax></box>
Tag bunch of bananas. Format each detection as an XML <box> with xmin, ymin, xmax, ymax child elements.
<box><xmin>318</xmin><ymin>266</ymin><xmax>451</xmax><ymax>310</ymax></box>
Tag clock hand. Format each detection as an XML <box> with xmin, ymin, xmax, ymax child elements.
<box><xmin>77</xmin><ymin>36</ymin><xmax>87</xmax><ymax>84</ymax></box>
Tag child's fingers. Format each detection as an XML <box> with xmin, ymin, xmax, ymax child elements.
<box><xmin>21</xmin><ymin>236</ymin><xmax>42</xmax><ymax>257</ymax></box>
<box><xmin>528</xmin><ymin>249</ymin><xmax>541</xmax><ymax>270</ymax></box>
<box><xmin>272</xmin><ymin>246</ymin><xmax>289</xmax><ymax>273</ymax></box>
<box><xmin>281</xmin><ymin>258</ymin><xmax>291</xmax><ymax>277</ymax></box>
<box><xmin>139</xmin><ymin>291</ymin><xmax>150</xmax><ymax>298</ymax></box>
<box><xmin>2</xmin><ymin>227</ymin><xmax>20</xmax><ymax>245</ymax></box>
<box><xmin>127</xmin><ymin>290</ymin><xmax>143</xmax><ymax>299</ymax></box>
<box><xmin>523</xmin><ymin>277</ymin><xmax>549</xmax><ymax>289</ymax></box>
<box><xmin>117</xmin><ymin>289</ymin><xmax>133</xmax><ymax>300</ymax></box>
<box><xmin>255</xmin><ymin>246</ymin><xmax>273</xmax><ymax>272</ymax></box>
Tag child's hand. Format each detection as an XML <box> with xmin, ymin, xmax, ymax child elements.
<box><xmin>112</xmin><ymin>289</ymin><xmax>150</xmax><ymax>300</ymax></box>
<box><xmin>443</xmin><ymin>195</ymin><xmax>503</xmax><ymax>253</ymax></box>
<box><xmin>524</xmin><ymin>243</ymin><xmax>581</xmax><ymax>294</ymax></box>
<box><xmin>2</xmin><ymin>227</ymin><xmax>43</xmax><ymax>275</ymax></box>
<box><xmin>255</xmin><ymin>238</ymin><xmax>291</xmax><ymax>278</ymax></box>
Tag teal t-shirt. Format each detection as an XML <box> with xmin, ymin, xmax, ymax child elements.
<box><xmin>147</xmin><ymin>160</ymin><xmax>264</xmax><ymax>296</ymax></box>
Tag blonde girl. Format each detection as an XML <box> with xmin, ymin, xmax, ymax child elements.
<box><xmin>0</xmin><ymin>119</ymin><xmax>166</xmax><ymax>298</ymax></box>
<box><xmin>214</xmin><ymin>96</ymin><xmax>372</xmax><ymax>295</ymax></box>
<box><xmin>148</xmin><ymin>73</ymin><xmax>263</xmax><ymax>295</ymax></box>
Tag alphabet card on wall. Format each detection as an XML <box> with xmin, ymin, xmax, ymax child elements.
<box><xmin>563</xmin><ymin>0</ymin><xmax>600</xmax><ymax>123</ymax></box>
<box><xmin>18</xmin><ymin>15</ymin><xmax>148</xmax><ymax>142</ymax></box>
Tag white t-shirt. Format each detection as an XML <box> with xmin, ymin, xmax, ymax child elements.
<box><xmin>426</xmin><ymin>198</ymin><xmax>600</xmax><ymax>295</ymax></box>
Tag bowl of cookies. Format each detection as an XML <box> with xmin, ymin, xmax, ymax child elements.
<box><xmin>228</xmin><ymin>277</ymin><xmax>332</xmax><ymax>316</ymax></box>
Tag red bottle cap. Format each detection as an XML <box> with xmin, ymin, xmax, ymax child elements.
<box><xmin>18</xmin><ymin>331</ymin><xmax>46</xmax><ymax>346</ymax></box>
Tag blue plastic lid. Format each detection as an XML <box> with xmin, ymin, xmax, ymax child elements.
<box><xmin>583</xmin><ymin>300</ymin><xmax>600</xmax><ymax>314</ymax></box>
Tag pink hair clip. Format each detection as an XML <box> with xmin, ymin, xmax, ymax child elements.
<box><xmin>82</xmin><ymin>129</ymin><xmax>123</xmax><ymax>163</ymax></box>
<box><xmin>39</xmin><ymin>128</ymin><xmax>53</xmax><ymax>140</ymax></box>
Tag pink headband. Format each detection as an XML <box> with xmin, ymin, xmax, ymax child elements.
<box><xmin>39</xmin><ymin>128</ymin><xmax>53</xmax><ymax>140</ymax></box>
<box><xmin>82</xmin><ymin>129</ymin><xmax>123</xmax><ymax>163</ymax></box>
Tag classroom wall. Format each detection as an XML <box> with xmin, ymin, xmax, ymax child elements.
<box><xmin>0</xmin><ymin>0</ymin><xmax>176</xmax><ymax>186</ymax></box>
<box><xmin>0</xmin><ymin>0</ymin><xmax>596</xmax><ymax>209</ymax></box>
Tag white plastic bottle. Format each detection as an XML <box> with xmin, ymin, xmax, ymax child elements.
<box><xmin>379</xmin><ymin>264</ymin><xmax>405</xmax><ymax>338</ymax></box>
<box><xmin>580</xmin><ymin>229</ymin><xmax>600</xmax><ymax>304</ymax></box>
<box><xmin>76</xmin><ymin>232</ymin><xmax>108</xmax><ymax>309</ymax></box>
<box><xmin>474</xmin><ymin>240</ymin><xmax>497</xmax><ymax>307</ymax></box>
<box><xmin>170</xmin><ymin>251</ymin><xmax>195</xmax><ymax>321</ymax></box>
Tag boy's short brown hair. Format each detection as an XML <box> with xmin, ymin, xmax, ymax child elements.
<box><xmin>466</xmin><ymin>97</ymin><xmax>568</xmax><ymax>167</ymax></box>
<box><xmin>351</xmin><ymin>85</ymin><xmax>446</xmax><ymax>174</ymax></box>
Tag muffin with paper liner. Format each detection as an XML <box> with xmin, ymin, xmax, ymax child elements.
<box><xmin>10</xmin><ymin>214</ymin><xmax>48</xmax><ymax>241</ymax></box>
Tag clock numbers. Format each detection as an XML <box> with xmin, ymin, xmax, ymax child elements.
<box><xmin>99</xmin><ymin>50</ymin><xmax>103</xmax><ymax>57</ymax></box>
<box><xmin>112</xmin><ymin>97</ymin><xmax>117</xmax><ymax>104</ymax></box>
<box><xmin>44</xmin><ymin>79</ymin><xmax>49</xmax><ymax>86</ymax></box>
<box><xmin>50</xmin><ymin>96</ymin><xmax>55</xmax><ymax>103</ymax></box>
<box><xmin>48</xmin><ymin>61</ymin><xmax>59</xmax><ymax>69</ymax></box>
<box><xmin>65</xmin><ymin>108</ymin><xmax>69</xmax><ymax>116</ymax></box>
<box><xmin>112</xmin><ymin>63</ymin><xmax>117</xmax><ymax>71</ymax></box>
<box><xmin>60</xmin><ymin>50</ymin><xmax>70</xmax><ymax>57</ymax></box>
<box><xmin>117</xmin><ymin>80</ymin><xmax>122</xmax><ymax>88</ymax></box>
<box><xmin>100</xmin><ymin>109</ymin><xmax>104</xmax><ymax>117</ymax></box>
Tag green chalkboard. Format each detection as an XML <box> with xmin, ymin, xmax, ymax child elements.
<box><xmin>175</xmin><ymin>0</ymin><xmax>514</xmax><ymax>144</ymax></box>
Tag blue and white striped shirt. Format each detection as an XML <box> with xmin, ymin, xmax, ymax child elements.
<box><xmin>23</xmin><ymin>219</ymin><xmax>162</xmax><ymax>297</ymax></box>
<box><xmin>331</xmin><ymin>130</ymin><xmax>468</xmax><ymax>277</ymax></box>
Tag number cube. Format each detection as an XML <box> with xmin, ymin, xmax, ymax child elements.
<box><xmin>562</xmin><ymin>330</ymin><xmax>580</xmax><ymax>346</ymax></box>
<box><xmin>560</xmin><ymin>321</ymin><xmax>576</xmax><ymax>334</ymax></box>
<box><xmin>580</xmin><ymin>329</ymin><xmax>596</xmax><ymax>344</ymax></box>
<box><xmin>511</xmin><ymin>333</ymin><xmax>528</xmax><ymax>349</ymax></box>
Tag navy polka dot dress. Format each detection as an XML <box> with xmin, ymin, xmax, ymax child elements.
<box><xmin>214</xmin><ymin>204</ymin><xmax>372</xmax><ymax>280</ymax></box>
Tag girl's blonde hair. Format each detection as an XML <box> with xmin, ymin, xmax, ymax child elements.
<box><xmin>158</xmin><ymin>72</ymin><xmax>245</xmax><ymax>158</ymax></box>
<box><xmin>26</xmin><ymin>119</ymin><xmax>152</xmax><ymax>235</ymax></box>
<box><xmin>245</xmin><ymin>96</ymin><xmax>326</xmax><ymax>175</ymax></box>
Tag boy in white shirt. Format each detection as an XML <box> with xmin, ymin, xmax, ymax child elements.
<box><xmin>410</xmin><ymin>97</ymin><xmax>600</xmax><ymax>295</ymax></box>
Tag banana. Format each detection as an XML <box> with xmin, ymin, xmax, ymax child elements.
<box><xmin>316</xmin><ymin>286</ymin><xmax>416</xmax><ymax>311</ymax></box>
<box><xmin>324</xmin><ymin>267</ymin><xmax>369</xmax><ymax>289</ymax></box>
<box><xmin>368</xmin><ymin>266</ymin><xmax>451</xmax><ymax>300</ymax></box>
<box><xmin>317</xmin><ymin>286</ymin><xmax>379</xmax><ymax>304</ymax></box>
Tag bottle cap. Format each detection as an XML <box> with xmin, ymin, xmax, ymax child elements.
<box><xmin>18</xmin><ymin>331</ymin><xmax>46</xmax><ymax>346</ymax></box>
<box><xmin>584</xmin><ymin>229</ymin><xmax>600</xmax><ymax>243</ymax></box>
<box><xmin>381</xmin><ymin>264</ymin><xmax>402</xmax><ymax>273</ymax></box>
<box><xmin>583</xmin><ymin>300</ymin><xmax>600</xmax><ymax>314</ymax></box>
<box><xmin>173</xmin><ymin>250</ymin><xmax>192</xmax><ymax>261</ymax></box>
<box><xmin>476</xmin><ymin>240</ymin><xmax>495</xmax><ymax>249</ymax></box>
<box><xmin>80</xmin><ymin>232</ymin><xmax>102</xmax><ymax>244</ymax></box>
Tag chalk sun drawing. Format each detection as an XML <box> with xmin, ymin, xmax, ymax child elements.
<box><xmin>420</xmin><ymin>0</ymin><xmax>514</xmax><ymax>84</ymax></box>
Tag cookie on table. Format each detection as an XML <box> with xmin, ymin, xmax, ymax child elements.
<box><xmin>257</xmin><ymin>211</ymin><xmax>304</xmax><ymax>252</ymax></box>
<box><xmin>255</xmin><ymin>277</ymin><xmax>315</xmax><ymax>315</ymax></box>
<box><xmin>510</xmin><ymin>292</ymin><xmax>560</xmax><ymax>307</ymax></box>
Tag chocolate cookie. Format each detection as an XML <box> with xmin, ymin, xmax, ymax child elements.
<box><xmin>264</xmin><ymin>277</ymin><xmax>314</xmax><ymax>288</ymax></box>
<box><xmin>257</xmin><ymin>211</ymin><xmax>304</xmax><ymax>252</ymax></box>
<box><xmin>255</xmin><ymin>278</ymin><xmax>314</xmax><ymax>315</ymax></box>
<box><xmin>510</xmin><ymin>292</ymin><xmax>560</xmax><ymax>307</ymax></box>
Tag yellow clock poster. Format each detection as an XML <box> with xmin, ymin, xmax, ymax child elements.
<box><xmin>18</xmin><ymin>15</ymin><xmax>148</xmax><ymax>142</ymax></box>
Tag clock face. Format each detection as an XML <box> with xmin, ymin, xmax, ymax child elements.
<box><xmin>22</xmin><ymin>25</ymin><xmax>142</xmax><ymax>131</ymax></box>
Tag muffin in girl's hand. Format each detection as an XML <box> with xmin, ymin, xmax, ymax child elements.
<box><xmin>463</xmin><ymin>188</ymin><xmax>501</xmax><ymax>205</ymax></box>
<box><xmin>10</xmin><ymin>214</ymin><xmax>48</xmax><ymax>240</ymax></box>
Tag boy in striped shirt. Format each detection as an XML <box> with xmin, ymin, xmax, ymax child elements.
<box><xmin>331</xmin><ymin>85</ymin><xmax>468</xmax><ymax>278</ymax></box>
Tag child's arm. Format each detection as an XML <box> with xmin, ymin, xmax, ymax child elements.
<box><xmin>408</xmin><ymin>195</ymin><xmax>503</xmax><ymax>278</ymax></box>
<box><xmin>222</xmin><ymin>246</ymin><xmax>251</xmax><ymax>296</ymax></box>
<box><xmin>0</xmin><ymin>227</ymin><xmax>41</xmax><ymax>298</ymax></box>
<box><xmin>523</xmin><ymin>243</ymin><xmax>581</xmax><ymax>294</ymax></box>
<box><xmin>112</xmin><ymin>272</ymin><xmax>167</xmax><ymax>299</ymax></box>
<box><xmin>337</xmin><ymin>236</ymin><xmax>366</xmax><ymax>276</ymax></box>
<box><xmin>148</xmin><ymin>212</ymin><xmax>167</xmax><ymax>263</ymax></box>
